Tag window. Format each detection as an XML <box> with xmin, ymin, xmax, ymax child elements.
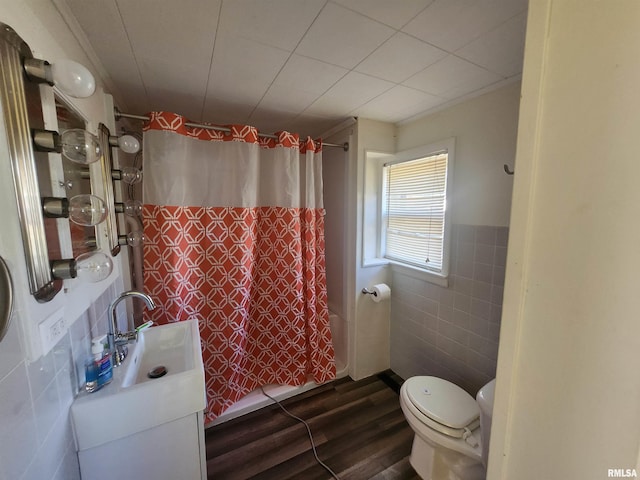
<box><xmin>381</xmin><ymin>139</ymin><xmax>454</xmax><ymax>278</ymax></box>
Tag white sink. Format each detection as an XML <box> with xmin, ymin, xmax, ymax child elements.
<box><xmin>122</xmin><ymin>319</ymin><xmax>198</xmax><ymax>387</ymax></box>
<box><xmin>71</xmin><ymin>319</ymin><xmax>206</xmax><ymax>451</ymax></box>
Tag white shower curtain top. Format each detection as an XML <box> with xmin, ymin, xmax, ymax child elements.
<box><xmin>142</xmin><ymin>111</ymin><xmax>323</xmax><ymax>209</ymax></box>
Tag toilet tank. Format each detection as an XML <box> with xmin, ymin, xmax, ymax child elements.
<box><xmin>476</xmin><ymin>379</ymin><xmax>496</xmax><ymax>468</ymax></box>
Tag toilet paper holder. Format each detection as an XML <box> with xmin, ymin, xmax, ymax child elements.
<box><xmin>361</xmin><ymin>283</ymin><xmax>391</xmax><ymax>302</ymax></box>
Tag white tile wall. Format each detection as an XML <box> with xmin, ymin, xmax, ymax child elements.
<box><xmin>390</xmin><ymin>224</ymin><xmax>508</xmax><ymax>395</ymax></box>
<box><xmin>0</xmin><ymin>279</ymin><xmax>125</xmax><ymax>480</ymax></box>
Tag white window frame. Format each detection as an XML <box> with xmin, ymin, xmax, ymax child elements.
<box><xmin>381</xmin><ymin>138</ymin><xmax>455</xmax><ymax>286</ymax></box>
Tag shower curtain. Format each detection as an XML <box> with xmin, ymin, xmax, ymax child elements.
<box><xmin>141</xmin><ymin>112</ymin><xmax>336</xmax><ymax>422</ymax></box>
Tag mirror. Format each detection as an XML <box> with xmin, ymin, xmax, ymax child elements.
<box><xmin>55</xmin><ymin>97</ymin><xmax>99</xmax><ymax>256</ymax></box>
<box><xmin>99</xmin><ymin>123</ymin><xmax>121</xmax><ymax>257</ymax></box>
<box><xmin>0</xmin><ymin>22</ymin><xmax>111</xmax><ymax>303</ymax></box>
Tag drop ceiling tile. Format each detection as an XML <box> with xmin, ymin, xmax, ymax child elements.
<box><xmin>65</xmin><ymin>0</ymin><xmax>146</xmax><ymax>110</ymax></box>
<box><xmin>248</xmin><ymin>107</ymin><xmax>298</xmax><ymax>133</ymax></box>
<box><xmin>115</xmin><ymin>0</ymin><xmax>219</xmax><ymax>112</ymax></box>
<box><xmin>109</xmin><ymin>81</ymin><xmax>149</xmax><ymax>114</ymax></box>
<box><xmin>65</xmin><ymin>0</ymin><xmax>132</xmax><ymax>67</ymax></box>
<box><xmin>206</xmin><ymin>34</ymin><xmax>290</xmax><ymax>105</ymax></box>
<box><xmin>402</xmin><ymin>0</ymin><xmax>528</xmax><ymax>52</ymax></box>
<box><xmin>456</xmin><ymin>12</ymin><xmax>527</xmax><ymax>77</ymax></box>
<box><xmin>206</xmin><ymin>75</ymin><xmax>270</xmax><ymax>107</ymax></box>
<box><xmin>304</xmin><ymin>71</ymin><xmax>394</xmax><ymax>117</ymax></box>
<box><xmin>146</xmin><ymin>90</ymin><xmax>206</xmax><ymax>121</ymax></box>
<box><xmin>218</xmin><ymin>0</ymin><xmax>325</xmax><ymax>51</ymax></box>
<box><xmin>258</xmin><ymin>84</ymin><xmax>319</xmax><ymax>114</ymax></box>
<box><xmin>352</xmin><ymin>85</ymin><xmax>443</xmax><ymax>122</ymax></box>
<box><xmin>295</xmin><ymin>3</ymin><xmax>395</xmax><ymax>69</ymax></box>
<box><xmin>116</xmin><ymin>0</ymin><xmax>220</xmax><ymax>62</ymax></box>
<box><xmin>332</xmin><ymin>0</ymin><xmax>434</xmax><ymax>29</ymax></box>
<box><xmin>273</xmin><ymin>55</ymin><xmax>348</xmax><ymax>95</ymax></box>
<box><xmin>403</xmin><ymin>55</ymin><xmax>503</xmax><ymax>99</ymax></box>
<box><xmin>138</xmin><ymin>56</ymin><xmax>208</xmax><ymax>97</ymax></box>
<box><xmin>200</xmin><ymin>97</ymin><xmax>254</xmax><ymax>125</ymax></box>
<box><xmin>355</xmin><ymin>32</ymin><xmax>447</xmax><ymax>83</ymax></box>
<box><xmin>65</xmin><ymin>0</ymin><xmax>528</xmax><ymax>132</ymax></box>
<box><xmin>293</xmin><ymin>114</ymin><xmax>348</xmax><ymax>138</ymax></box>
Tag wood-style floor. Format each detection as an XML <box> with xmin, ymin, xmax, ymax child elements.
<box><xmin>205</xmin><ymin>372</ymin><xmax>419</xmax><ymax>480</ymax></box>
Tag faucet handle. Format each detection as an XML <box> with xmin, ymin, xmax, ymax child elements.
<box><xmin>116</xmin><ymin>330</ymin><xmax>137</xmax><ymax>344</ymax></box>
<box><xmin>113</xmin><ymin>345</ymin><xmax>128</xmax><ymax>366</ymax></box>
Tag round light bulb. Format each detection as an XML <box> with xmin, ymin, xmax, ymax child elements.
<box><xmin>117</xmin><ymin>135</ymin><xmax>140</xmax><ymax>154</ymax></box>
<box><xmin>120</xmin><ymin>167</ymin><xmax>143</xmax><ymax>185</ymax></box>
<box><xmin>68</xmin><ymin>194</ymin><xmax>107</xmax><ymax>226</ymax></box>
<box><xmin>60</xmin><ymin>129</ymin><xmax>101</xmax><ymax>165</ymax></box>
<box><xmin>75</xmin><ymin>252</ymin><xmax>113</xmax><ymax>282</ymax></box>
<box><xmin>50</xmin><ymin>59</ymin><xmax>96</xmax><ymax>98</ymax></box>
<box><xmin>123</xmin><ymin>200</ymin><xmax>143</xmax><ymax>217</ymax></box>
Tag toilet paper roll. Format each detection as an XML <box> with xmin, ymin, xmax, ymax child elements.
<box><xmin>371</xmin><ymin>283</ymin><xmax>391</xmax><ymax>303</ymax></box>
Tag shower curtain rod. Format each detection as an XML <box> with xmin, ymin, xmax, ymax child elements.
<box><xmin>114</xmin><ymin>109</ymin><xmax>349</xmax><ymax>151</ymax></box>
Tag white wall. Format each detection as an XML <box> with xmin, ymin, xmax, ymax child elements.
<box><xmin>323</xmin><ymin>124</ymin><xmax>353</xmax><ymax>372</ymax></box>
<box><xmin>0</xmin><ymin>1</ymin><xmax>127</xmax><ymax>478</ymax></box>
<box><xmin>491</xmin><ymin>1</ymin><xmax>640</xmax><ymax>478</ymax></box>
<box><xmin>398</xmin><ymin>82</ymin><xmax>520</xmax><ymax>227</ymax></box>
<box><xmin>385</xmin><ymin>83</ymin><xmax>519</xmax><ymax>392</ymax></box>
<box><xmin>323</xmin><ymin>129</ymin><xmax>350</xmax><ymax>319</ymax></box>
<box><xmin>352</xmin><ymin>84</ymin><xmax>520</xmax><ymax>385</ymax></box>
<box><xmin>351</xmin><ymin>118</ymin><xmax>395</xmax><ymax>380</ymax></box>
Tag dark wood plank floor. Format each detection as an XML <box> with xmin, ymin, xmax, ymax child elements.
<box><xmin>205</xmin><ymin>372</ymin><xmax>419</xmax><ymax>480</ymax></box>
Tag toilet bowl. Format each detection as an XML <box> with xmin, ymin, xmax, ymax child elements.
<box><xmin>400</xmin><ymin>376</ymin><xmax>496</xmax><ymax>480</ymax></box>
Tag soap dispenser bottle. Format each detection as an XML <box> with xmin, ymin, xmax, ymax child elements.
<box><xmin>91</xmin><ymin>335</ymin><xmax>113</xmax><ymax>388</ymax></box>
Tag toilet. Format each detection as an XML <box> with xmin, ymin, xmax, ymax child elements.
<box><xmin>400</xmin><ymin>376</ymin><xmax>496</xmax><ymax>480</ymax></box>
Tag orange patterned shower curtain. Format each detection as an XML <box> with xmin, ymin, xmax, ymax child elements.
<box><xmin>141</xmin><ymin>112</ymin><xmax>336</xmax><ymax>422</ymax></box>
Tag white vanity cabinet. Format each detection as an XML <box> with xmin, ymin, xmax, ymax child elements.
<box><xmin>76</xmin><ymin>411</ymin><xmax>206</xmax><ymax>480</ymax></box>
<box><xmin>71</xmin><ymin>319</ymin><xmax>207</xmax><ymax>480</ymax></box>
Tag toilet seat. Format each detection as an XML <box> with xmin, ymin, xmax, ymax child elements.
<box><xmin>404</xmin><ymin>376</ymin><xmax>480</xmax><ymax>438</ymax></box>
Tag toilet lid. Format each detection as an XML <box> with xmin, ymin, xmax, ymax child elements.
<box><xmin>405</xmin><ymin>376</ymin><xmax>480</xmax><ymax>431</ymax></box>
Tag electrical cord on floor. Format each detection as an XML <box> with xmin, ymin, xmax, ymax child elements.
<box><xmin>260</xmin><ymin>386</ymin><xmax>340</xmax><ymax>480</ymax></box>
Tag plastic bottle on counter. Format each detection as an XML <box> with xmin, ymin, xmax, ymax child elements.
<box><xmin>91</xmin><ymin>335</ymin><xmax>113</xmax><ymax>388</ymax></box>
<box><xmin>84</xmin><ymin>358</ymin><xmax>98</xmax><ymax>393</ymax></box>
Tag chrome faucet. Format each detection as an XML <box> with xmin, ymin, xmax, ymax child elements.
<box><xmin>108</xmin><ymin>290</ymin><xmax>156</xmax><ymax>367</ymax></box>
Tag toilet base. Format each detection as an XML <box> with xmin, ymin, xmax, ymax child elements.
<box><xmin>409</xmin><ymin>434</ymin><xmax>485</xmax><ymax>480</ymax></box>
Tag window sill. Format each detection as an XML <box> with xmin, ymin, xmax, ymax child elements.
<box><xmin>387</xmin><ymin>260</ymin><xmax>449</xmax><ymax>288</ymax></box>
<box><xmin>362</xmin><ymin>258</ymin><xmax>389</xmax><ymax>268</ymax></box>
<box><xmin>363</xmin><ymin>257</ymin><xmax>449</xmax><ymax>287</ymax></box>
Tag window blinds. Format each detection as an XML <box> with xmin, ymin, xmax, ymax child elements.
<box><xmin>384</xmin><ymin>152</ymin><xmax>448</xmax><ymax>272</ymax></box>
